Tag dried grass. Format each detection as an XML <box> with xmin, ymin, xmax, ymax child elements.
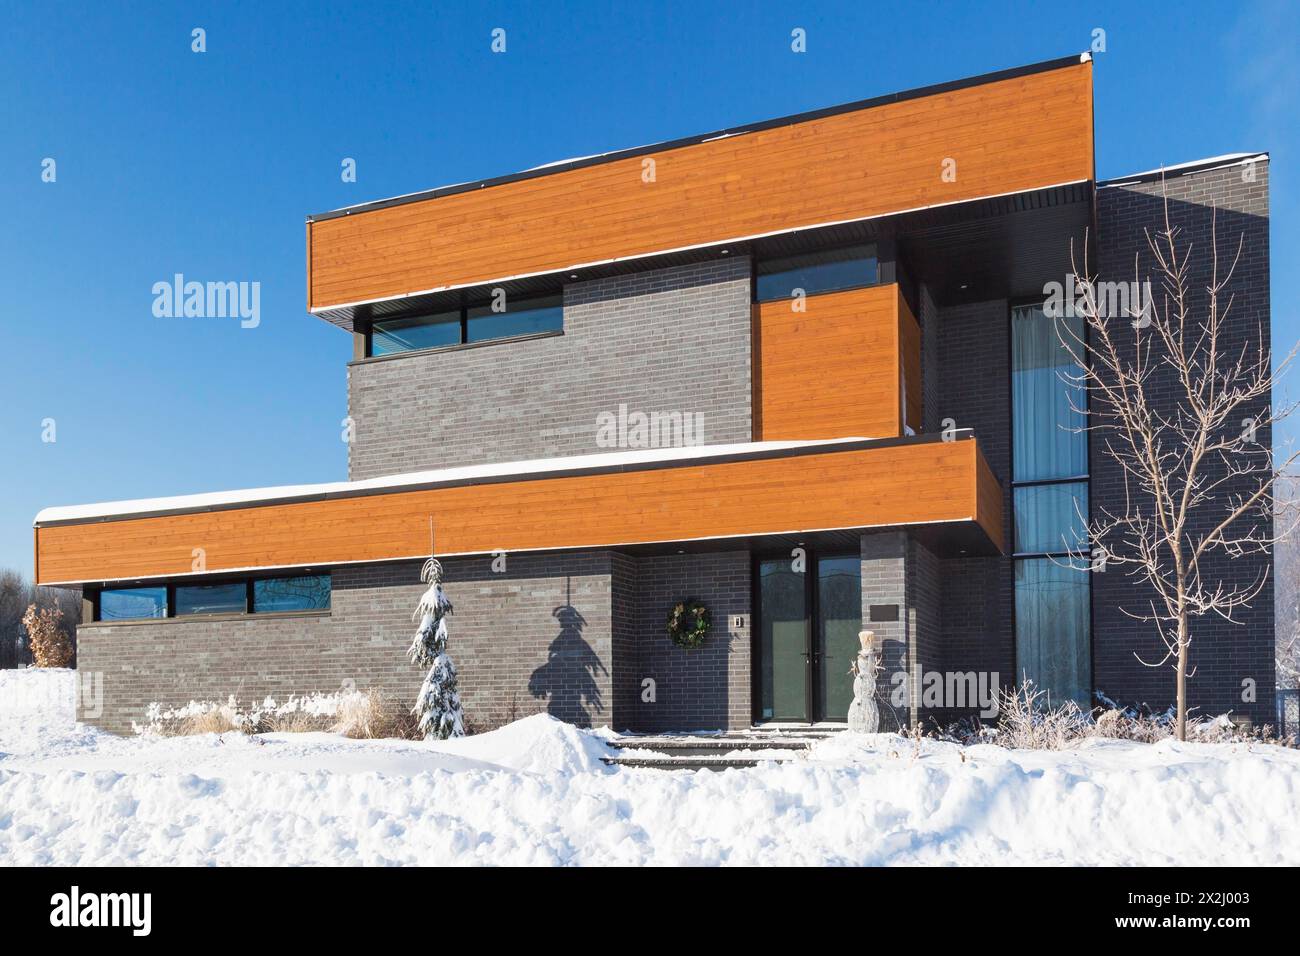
<box><xmin>331</xmin><ymin>688</ymin><xmax>421</xmax><ymax>740</ymax></box>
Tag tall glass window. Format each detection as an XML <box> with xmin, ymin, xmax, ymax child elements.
<box><xmin>1010</xmin><ymin>302</ymin><xmax>1091</xmax><ymax>706</ymax></box>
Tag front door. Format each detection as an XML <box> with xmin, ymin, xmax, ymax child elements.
<box><xmin>756</xmin><ymin>553</ymin><xmax>862</xmax><ymax>723</ymax></box>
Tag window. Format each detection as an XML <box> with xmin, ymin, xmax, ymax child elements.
<box><xmin>1010</xmin><ymin>301</ymin><xmax>1091</xmax><ymax>707</ymax></box>
<box><xmin>1014</xmin><ymin>560</ymin><xmax>1091</xmax><ymax>707</ymax></box>
<box><xmin>99</xmin><ymin>587</ymin><xmax>167</xmax><ymax>621</ymax></box>
<box><xmin>466</xmin><ymin>294</ymin><xmax>562</xmax><ymax>343</ymax></box>
<box><xmin>175</xmin><ymin>582</ymin><xmax>247</xmax><ymax>616</ymax></box>
<box><xmin>1012</xmin><ymin>304</ymin><xmax>1087</xmax><ymax>481</ymax></box>
<box><xmin>755</xmin><ymin>244</ymin><xmax>878</xmax><ymax>301</ymax></box>
<box><xmin>366</xmin><ymin>293</ymin><xmax>564</xmax><ymax>356</ymax></box>
<box><xmin>253</xmin><ymin>575</ymin><xmax>331</xmax><ymax>613</ymax></box>
<box><xmin>93</xmin><ymin>575</ymin><xmax>332</xmax><ymax>621</ymax></box>
<box><xmin>1013</xmin><ymin>482</ymin><xmax>1089</xmax><ymax>555</ymax></box>
<box><xmin>371</xmin><ymin>311</ymin><xmax>461</xmax><ymax>355</ymax></box>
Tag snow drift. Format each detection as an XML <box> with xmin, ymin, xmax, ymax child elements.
<box><xmin>2</xmin><ymin>670</ymin><xmax>1298</xmax><ymax>865</ymax></box>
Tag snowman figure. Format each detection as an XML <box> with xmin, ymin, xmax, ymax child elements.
<box><xmin>847</xmin><ymin>629</ymin><xmax>880</xmax><ymax>733</ymax></box>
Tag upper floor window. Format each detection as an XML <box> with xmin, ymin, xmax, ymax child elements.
<box><xmin>755</xmin><ymin>244</ymin><xmax>878</xmax><ymax>302</ymax></box>
<box><xmin>1011</xmin><ymin>304</ymin><xmax>1087</xmax><ymax>482</ymax></box>
<box><xmin>467</xmin><ymin>294</ymin><xmax>563</xmax><ymax>343</ymax></box>
<box><xmin>372</xmin><ymin>310</ymin><xmax>461</xmax><ymax>356</ymax></box>
<box><xmin>366</xmin><ymin>293</ymin><xmax>563</xmax><ymax>356</ymax></box>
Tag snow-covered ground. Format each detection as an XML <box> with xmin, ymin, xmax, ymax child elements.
<box><xmin>2</xmin><ymin>668</ymin><xmax>1298</xmax><ymax>866</ymax></box>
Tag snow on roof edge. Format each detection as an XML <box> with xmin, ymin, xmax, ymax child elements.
<box><xmin>34</xmin><ymin>437</ymin><xmax>879</xmax><ymax>525</ymax></box>
<box><xmin>1099</xmin><ymin>152</ymin><xmax>1268</xmax><ymax>188</ymax></box>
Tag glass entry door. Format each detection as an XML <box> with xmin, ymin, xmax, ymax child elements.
<box><xmin>757</xmin><ymin>554</ymin><xmax>862</xmax><ymax>723</ymax></box>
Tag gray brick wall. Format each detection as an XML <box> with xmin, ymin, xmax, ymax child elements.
<box><xmin>1094</xmin><ymin>159</ymin><xmax>1274</xmax><ymax>724</ymax></box>
<box><xmin>861</xmin><ymin>532</ymin><xmax>910</xmax><ymax>729</ymax></box>
<box><xmin>616</xmin><ymin>551</ymin><xmax>751</xmax><ymax>732</ymax></box>
<box><xmin>346</xmin><ymin>257</ymin><xmax>754</xmax><ymax>479</ymax></box>
<box><xmin>79</xmin><ymin>553</ymin><xmax>623</xmax><ymax>734</ymax></box>
<box><xmin>935</xmin><ymin>299</ymin><xmax>1015</xmax><ymax>705</ymax></box>
<box><xmin>77</xmin><ymin>548</ymin><xmax>752</xmax><ymax>736</ymax></box>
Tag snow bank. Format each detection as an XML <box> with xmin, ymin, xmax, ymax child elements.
<box><xmin>2</xmin><ymin>670</ymin><xmax>1298</xmax><ymax>865</ymax></box>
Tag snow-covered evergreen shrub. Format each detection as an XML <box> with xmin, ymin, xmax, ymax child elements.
<box><xmin>407</xmin><ymin>557</ymin><xmax>465</xmax><ymax>739</ymax></box>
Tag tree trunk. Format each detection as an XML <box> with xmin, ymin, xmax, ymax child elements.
<box><xmin>1176</xmin><ymin>616</ymin><xmax>1189</xmax><ymax>741</ymax></box>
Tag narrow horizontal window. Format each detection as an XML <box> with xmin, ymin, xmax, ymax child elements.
<box><xmin>99</xmin><ymin>587</ymin><xmax>167</xmax><ymax>621</ymax></box>
<box><xmin>755</xmin><ymin>244</ymin><xmax>878</xmax><ymax>302</ymax></box>
<box><xmin>253</xmin><ymin>575</ymin><xmax>331</xmax><ymax>613</ymax></box>
<box><xmin>466</xmin><ymin>294</ymin><xmax>562</xmax><ymax>343</ymax></box>
<box><xmin>1014</xmin><ymin>482</ymin><xmax>1088</xmax><ymax>555</ymax></box>
<box><xmin>175</xmin><ymin>582</ymin><xmax>247</xmax><ymax>616</ymax></box>
<box><xmin>371</xmin><ymin>310</ymin><xmax>462</xmax><ymax>355</ymax></box>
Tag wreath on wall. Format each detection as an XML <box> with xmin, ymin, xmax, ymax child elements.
<box><xmin>666</xmin><ymin>598</ymin><xmax>711</xmax><ymax>650</ymax></box>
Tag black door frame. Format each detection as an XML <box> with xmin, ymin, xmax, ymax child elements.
<box><xmin>751</xmin><ymin>548</ymin><xmax>858</xmax><ymax>724</ymax></box>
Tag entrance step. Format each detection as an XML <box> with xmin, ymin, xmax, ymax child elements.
<box><xmin>604</xmin><ymin>729</ymin><xmax>838</xmax><ymax>770</ymax></box>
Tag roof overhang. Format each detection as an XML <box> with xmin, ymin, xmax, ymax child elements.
<box><xmin>306</xmin><ymin>54</ymin><xmax>1095</xmax><ymax>324</ymax></box>
<box><xmin>36</xmin><ymin>434</ymin><xmax>1004</xmax><ymax>586</ymax></box>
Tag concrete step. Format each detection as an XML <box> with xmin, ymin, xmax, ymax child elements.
<box><xmin>603</xmin><ymin>729</ymin><xmax>836</xmax><ymax>769</ymax></box>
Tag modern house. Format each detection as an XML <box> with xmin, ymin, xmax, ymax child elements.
<box><xmin>35</xmin><ymin>54</ymin><xmax>1275</xmax><ymax>734</ymax></box>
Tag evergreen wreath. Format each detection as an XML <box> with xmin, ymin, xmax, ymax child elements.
<box><xmin>666</xmin><ymin>598</ymin><xmax>711</xmax><ymax>649</ymax></box>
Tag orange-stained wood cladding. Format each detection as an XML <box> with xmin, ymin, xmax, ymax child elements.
<box><xmin>35</xmin><ymin>440</ymin><xmax>1003</xmax><ymax>584</ymax></box>
<box><xmin>308</xmin><ymin>62</ymin><xmax>1093</xmax><ymax>310</ymax></box>
<box><xmin>754</xmin><ymin>285</ymin><xmax>920</xmax><ymax>441</ymax></box>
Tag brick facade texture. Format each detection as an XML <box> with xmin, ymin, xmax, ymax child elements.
<box><xmin>1092</xmin><ymin>160</ymin><xmax>1274</xmax><ymax>724</ymax></box>
<box><xmin>345</xmin><ymin>257</ymin><xmax>754</xmax><ymax>479</ymax></box>
<box><xmin>79</xmin><ymin>549</ymin><xmax>752</xmax><ymax>735</ymax></box>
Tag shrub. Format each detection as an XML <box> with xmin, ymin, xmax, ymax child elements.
<box><xmin>331</xmin><ymin>688</ymin><xmax>420</xmax><ymax>740</ymax></box>
<box><xmin>22</xmin><ymin>604</ymin><xmax>73</xmax><ymax>668</ymax></box>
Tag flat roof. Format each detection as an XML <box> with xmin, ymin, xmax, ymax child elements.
<box><xmin>35</xmin><ymin>434</ymin><xmax>975</xmax><ymax>527</ymax></box>
<box><xmin>307</xmin><ymin>53</ymin><xmax>1090</xmax><ymax>224</ymax></box>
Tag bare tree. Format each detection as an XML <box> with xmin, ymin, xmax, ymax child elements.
<box><xmin>0</xmin><ymin>569</ymin><xmax>81</xmax><ymax>669</ymax></box>
<box><xmin>1274</xmin><ymin>478</ymin><xmax>1300</xmax><ymax>689</ymax></box>
<box><xmin>1059</xmin><ymin>190</ymin><xmax>1295</xmax><ymax>740</ymax></box>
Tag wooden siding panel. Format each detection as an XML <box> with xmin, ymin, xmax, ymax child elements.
<box><xmin>309</xmin><ymin>63</ymin><xmax>1093</xmax><ymax>309</ymax></box>
<box><xmin>36</xmin><ymin>440</ymin><xmax>1004</xmax><ymax>584</ymax></box>
<box><xmin>755</xmin><ymin>285</ymin><xmax>903</xmax><ymax>441</ymax></box>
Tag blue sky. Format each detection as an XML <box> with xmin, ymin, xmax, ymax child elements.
<box><xmin>1</xmin><ymin>0</ymin><xmax>1296</xmax><ymax>576</ymax></box>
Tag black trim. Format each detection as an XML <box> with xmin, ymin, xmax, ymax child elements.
<box><xmin>308</xmin><ymin>55</ymin><xmax>1088</xmax><ymax>224</ymax></box>
<box><xmin>37</xmin><ymin>431</ymin><xmax>978</xmax><ymax>529</ymax></box>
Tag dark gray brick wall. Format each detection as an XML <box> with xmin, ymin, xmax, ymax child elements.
<box><xmin>935</xmin><ymin>298</ymin><xmax>1015</xmax><ymax>705</ymax></box>
<box><xmin>77</xmin><ymin>548</ymin><xmax>751</xmax><ymax>735</ymax></box>
<box><xmin>1094</xmin><ymin>159</ymin><xmax>1274</xmax><ymax>724</ymax></box>
<box><xmin>617</xmin><ymin>551</ymin><xmax>751</xmax><ymax>732</ymax></box>
<box><xmin>346</xmin><ymin>257</ymin><xmax>754</xmax><ymax>479</ymax></box>
<box><xmin>79</xmin><ymin>553</ymin><xmax>622</xmax><ymax>734</ymax></box>
<box><xmin>861</xmin><ymin>531</ymin><xmax>910</xmax><ymax>729</ymax></box>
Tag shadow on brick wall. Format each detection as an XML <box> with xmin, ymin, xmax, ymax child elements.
<box><xmin>527</xmin><ymin>602</ymin><xmax>609</xmax><ymax>727</ymax></box>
